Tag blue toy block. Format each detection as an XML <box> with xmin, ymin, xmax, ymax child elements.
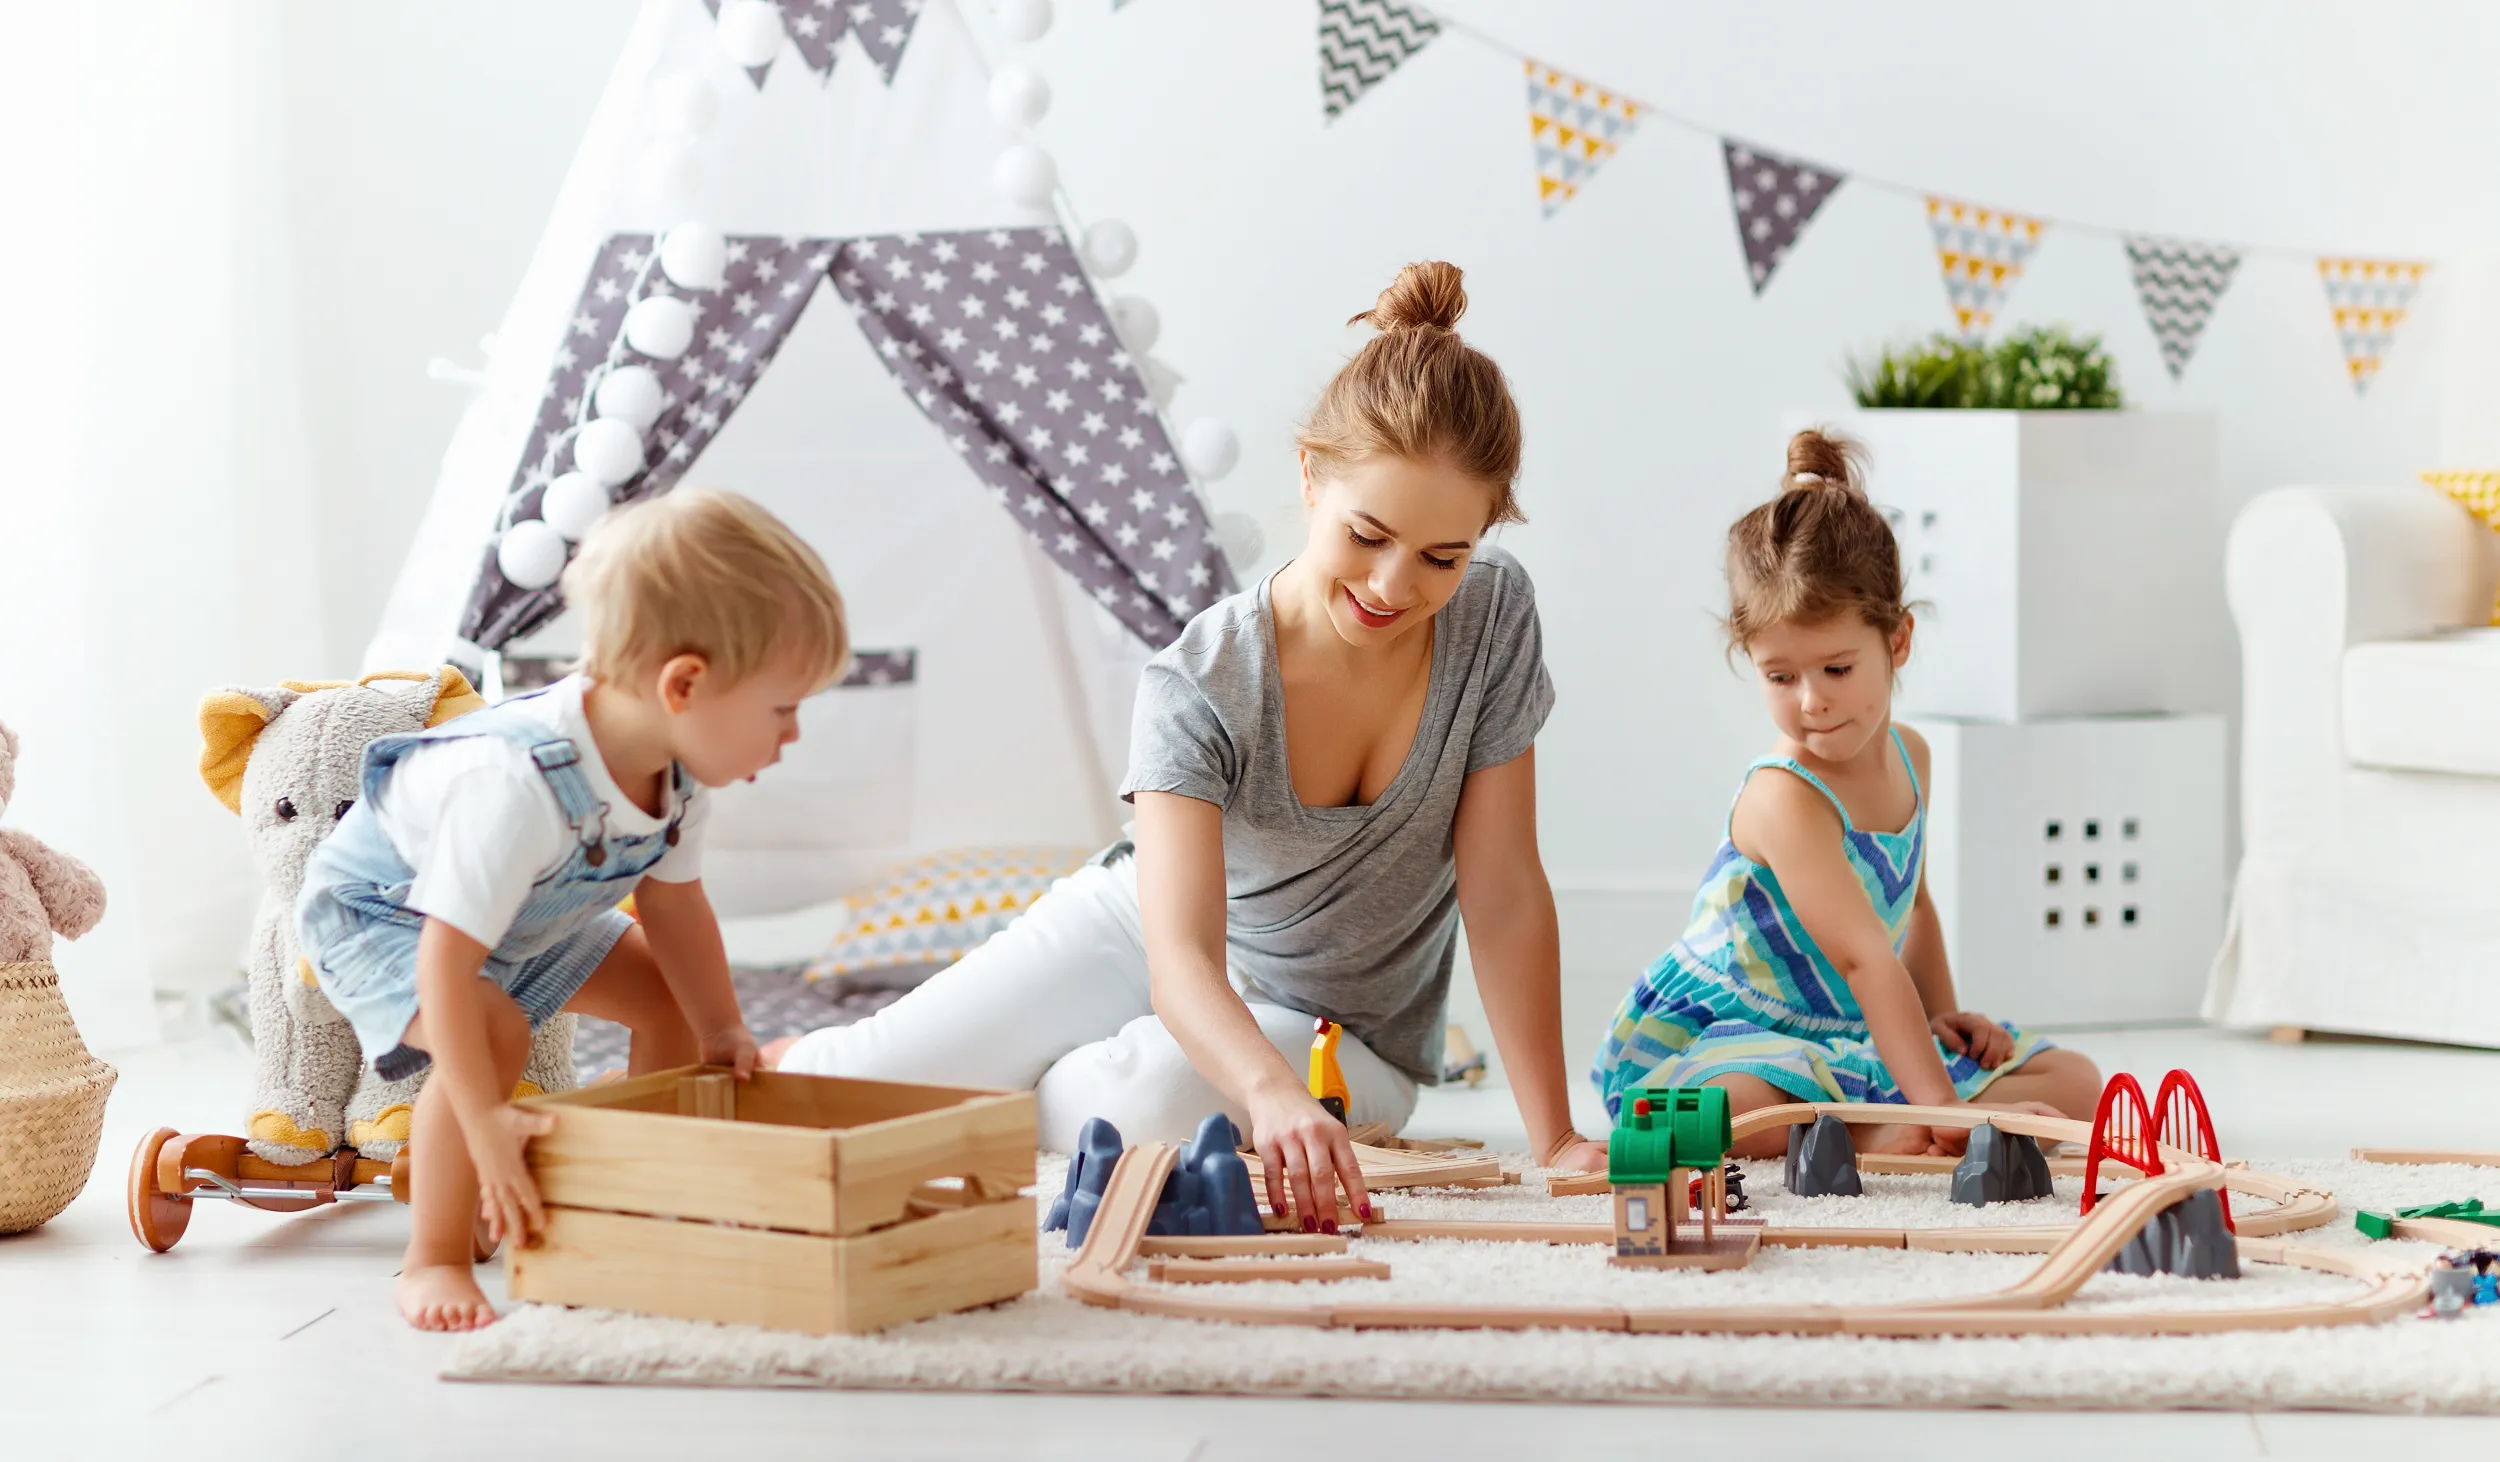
<box><xmin>2477</xmin><ymin>1273</ymin><xmax>2498</xmax><ymax>1306</ymax></box>
<box><xmin>1042</xmin><ymin>1117</ymin><xmax>1125</xmax><ymax>1248</ymax></box>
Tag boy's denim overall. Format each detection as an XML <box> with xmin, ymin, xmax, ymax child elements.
<box><xmin>296</xmin><ymin>689</ymin><xmax>687</xmax><ymax>1080</ymax></box>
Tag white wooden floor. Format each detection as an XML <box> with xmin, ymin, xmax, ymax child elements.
<box><xmin>6</xmin><ymin>1024</ymin><xmax>2498</xmax><ymax>1460</ymax></box>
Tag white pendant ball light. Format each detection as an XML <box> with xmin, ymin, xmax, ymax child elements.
<box><xmin>1081</xmin><ymin>219</ymin><xmax>1137</xmax><ymax>278</ymax></box>
<box><xmin>622</xmin><ymin>294</ymin><xmax>697</xmax><ymax>359</ymax></box>
<box><xmin>592</xmin><ymin>365</ymin><xmax>665</xmax><ymax>430</ymax></box>
<box><xmin>1110</xmin><ymin>296</ymin><xmax>1160</xmax><ymax>353</ymax></box>
<box><xmin>572</xmin><ymin>417</ymin><xmax>647</xmax><ymax>488</ymax></box>
<box><xmin>1181</xmin><ymin>418</ymin><xmax>1240</xmax><ymax>481</ymax></box>
<box><xmin>497</xmin><ymin>519</ymin><xmax>571</xmax><ymax>591</ymax></box>
<box><xmin>641</xmin><ymin>141</ymin><xmax>705</xmax><ymax>214</ymax></box>
<box><xmin>541</xmin><ymin>472</ymin><xmax>614</xmax><ymax>542</ymax></box>
<box><xmin>1212</xmin><ymin>511</ymin><xmax>1265</xmax><ymax>573</ymax></box>
<box><xmin>647</xmin><ymin>73</ymin><xmax>718</xmax><ymax>139</ymax></box>
<box><xmin>993</xmin><ymin>144</ymin><xmax>1058</xmax><ymax>208</ymax></box>
<box><xmin>715</xmin><ymin>0</ymin><xmax>786</xmax><ymax>67</ymax></box>
<box><xmin>658</xmin><ymin>221</ymin><xmax>728</xmax><ymax>291</ymax></box>
<box><xmin>995</xmin><ymin>0</ymin><xmax>1053</xmax><ymax>43</ymax></box>
<box><xmin>987</xmin><ymin>65</ymin><xmax>1051</xmax><ymax>128</ymax></box>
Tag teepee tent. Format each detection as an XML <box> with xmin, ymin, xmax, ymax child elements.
<box><xmin>366</xmin><ymin>0</ymin><xmax>1238</xmax><ymax>920</ymax></box>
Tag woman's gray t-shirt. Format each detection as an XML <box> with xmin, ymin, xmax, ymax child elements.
<box><xmin>1117</xmin><ymin>546</ymin><xmax>1555</xmax><ymax>1082</ymax></box>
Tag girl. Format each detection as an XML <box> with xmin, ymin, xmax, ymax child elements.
<box><xmin>1591</xmin><ymin>429</ymin><xmax>2101</xmax><ymax>1157</ymax></box>
<box><xmin>773</xmin><ymin>261</ymin><xmax>1605</xmax><ymax>1222</ymax></box>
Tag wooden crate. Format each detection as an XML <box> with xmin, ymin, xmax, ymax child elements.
<box><xmin>508</xmin><ymin>1066</ymin><xmax>1037</xmax><ymax>1335</ymax></box>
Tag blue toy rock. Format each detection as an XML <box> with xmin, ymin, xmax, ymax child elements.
<box><xmin>1042</xmin><ymin>1117</ymin><xmax>1126</xmax><ymax>1247</ymax></box>
<box><xmin>1043</xmin><ymin>1114</ymin><xmax>1263</xmax><ymax>1249</ymax></box>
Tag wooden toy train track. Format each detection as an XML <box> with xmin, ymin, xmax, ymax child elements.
<box><xmin>1061</xmin><ymin>1103</ymin><xmax>2427</xmax><ymax>1337</ymax></box>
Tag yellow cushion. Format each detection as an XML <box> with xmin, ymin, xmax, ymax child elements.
<box><xmin>2422</xmin><ymin>470</ymin><xmax>2500</xmax><ymax>623</ymax></box>
<box><xmin>805</xmin><ymin>844</ymin><xmax>1093</xmax><ymax>981</ymax></box>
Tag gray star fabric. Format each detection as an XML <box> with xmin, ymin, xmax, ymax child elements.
<box><xmin>461</xmin><ymin>227</ymin><xmax>1231</xmax><ymax>655</ymax></box>
<box><xmin>827</xmin><ymin>227</ymin><xmax>1233</xmax><ymax>647</ymax></box>
<box><xmin>2125</xmin><ymin>236</ymin><xmax>2242</xmax><ymax>380</ymax></box>
<box><xmin>1318</xmin><ymin>0</ymin><xmax>1441</xmax><ymax>122</ymax></box>
<box><xmin>462</xmin><ymin>234</ymin><xmax>833</xmax><ymax>650</ymax></box>
<box><xmin>1722</xmin><ymin>138</ymin><xmax>1844</xmax><ymax>296</ymax></box>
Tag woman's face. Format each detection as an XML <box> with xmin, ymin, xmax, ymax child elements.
<box><xmin>1297</xmin><ymin>451</ymin><xmax>1494</xmax><ymax>649</ymax></box>
<box><xmin>1744</xmin><ymin>612</ymin><xmax>1914</xmax><ymax>765</ymax></box>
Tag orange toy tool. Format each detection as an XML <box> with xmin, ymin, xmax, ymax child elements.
<box><xmin>1308</xmin><ymin>1018</ymin><xmax>1349</xmax><ymax>1123</ymax></box>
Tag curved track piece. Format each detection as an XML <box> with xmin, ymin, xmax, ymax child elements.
<box><xmin>1062</xmin><ymin>1143</ymin><xmax>1178</xmax><ymax>1310</ymax></box>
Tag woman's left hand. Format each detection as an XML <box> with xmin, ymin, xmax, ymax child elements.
<box><xmin>1929</xmin><ymin>1011</ymin><xmax>2013</xmax><ymax>1070</ymax></box>
<box><xmin>1540</xmin><ymin>1132</ymin><xmax>1607</xmax><ymax>1173</ymax></box>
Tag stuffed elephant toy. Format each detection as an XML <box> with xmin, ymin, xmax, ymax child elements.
<box><xmin>198</xmin><ymin>668</ymin><xmax>576</xmax><ymax>1167</ymax></box>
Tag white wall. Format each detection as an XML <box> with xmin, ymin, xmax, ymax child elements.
<box><xmin>272</xmin><ymin>1</ymin><xmax>2492</xmax><ymax>1028</ymax></box>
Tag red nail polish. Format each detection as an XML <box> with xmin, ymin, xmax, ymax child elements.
<box><xmin>1320</xmin><ymin>1219</ymin><xmax>1338</xmax><ymax>1235</ymax></box>
<box><xmin>1301</xmin><ymin>1216</ymin><xmax>1317</xmax><ymax>1233</ymax></box>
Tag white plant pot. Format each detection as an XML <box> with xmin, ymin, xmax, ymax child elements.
<box><xmin>1907</xmin><ymin>713</ymin><xmax>2227</xmax><ymax>1027</ymax></box>
<box><xmin>1826</xmin><ymin>410</ymin><xmax>2228</xmax><ymax>724</ymax></box>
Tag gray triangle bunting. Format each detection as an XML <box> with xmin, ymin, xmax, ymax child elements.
<box><xmin>1318</xmin><ymin>0</ymin><xmax>1441</xmax><ymax>122</ymax></box>
<box><xmin>2124</xmin><ymin>236</ymin><xmax>2243</xmax><ymax>380</ymax></box>
<box><xmin>700</xmin><ymin>0</ymin><xmax>927</xmax><ymax>88</ymax></box>
<box><xmin>1722</xmin><ymin>138</ymin><xmax>1844</xmax><ymax>296</ymax></box>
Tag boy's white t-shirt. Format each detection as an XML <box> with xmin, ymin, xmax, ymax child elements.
<box><xmin>370</xmin><ymin>675</ymin><xmax>710</xmax><ymax>949</ymax></box>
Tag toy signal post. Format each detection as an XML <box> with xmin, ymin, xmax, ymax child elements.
<box><xmin>1607</xmin><ymin>1086</ymin><xmax>1760</xmax><ymax>1271</ymax></box>
<box><xmin>1308</xmin><ymin>1018</ymin><xmax>1350</xmax><ymax>1123</ymax></box>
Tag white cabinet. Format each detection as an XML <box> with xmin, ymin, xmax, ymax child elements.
<box><xmin>1907</xmin><ymin>714</ymin><xmax>2227</xmax><ymax>1026</ymax></box>
<box><xmin>1828</xmin><ymin>410</ymin><xmax>2230</xmax><ymax>723</ymax></box>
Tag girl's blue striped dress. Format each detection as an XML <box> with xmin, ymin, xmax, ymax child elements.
<box><xmin>1591</xmin><ymin>728</ymin><xmax>2050</xmax><ymax>1117</ymax></box>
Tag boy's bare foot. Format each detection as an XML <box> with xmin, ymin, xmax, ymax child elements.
<box><xmin>397</xmin><ymin>1262</ymin><xmax>497</xmax><ymax>1332</ymax></box>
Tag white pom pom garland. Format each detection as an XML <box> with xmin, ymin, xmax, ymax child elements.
<box><xmin>622</xmin><ymin>295</ymin><xmax>697</xmax><ymax>359</ymax></box>
<box><xmin>1181</xmin><ymin>418</ymin><xmax>1240</xmax><ymax>481</ymax></box>
<box><xmin>1081</xmin><ymin>219</ymin><xmax>1138</xmax><ymax>278</ymax></box>
<box><xmin>987</xmin><ymin>66</ymin><xmax>1051</xmax><ymax>128</ymax></box>
<box><xmin>497</xmin><ymin>519</ymin><xmax>570</xmax><ymax>590</ymax></box>
<box><xmin>992</xmin><ymin>144</ymin><xmax>1058</xmax><ymax>208</ymax></box>
<box><xmin>994</xmin><ymin>0</ymin><xmax>1053</xmax><ymax>43</ymax></box>
<box><xmin>715</xmin><ymin>1</ymin><xmax>786</xmax><ymax>67</ymax></box>
<box><xmin>572</xmin><ymin>417</ymin><xmax>647</xmax><ymax>488</ymax></box>
<box><xmin>592</xmin><ymin>365</ymin><xmax>665</xmax><ymax>430</ymax></box>
<box><xmin>658</xmin><ymin>222</ymin><xmax>728</xmax><ymax>291</ymax></box>
<box><xmin>541</xmin><ymin>472</ymin><xmax>613</xmax><ymax>542</ymax></box>
<box><xmin>1111</xmin><ymin>296</ymin><xmax>1160</xmax><ymax>353</ymax></box>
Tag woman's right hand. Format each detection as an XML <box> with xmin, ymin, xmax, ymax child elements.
<box><xmin>1244</xmin><ymin>1081</ymin><xmax>1371</xmax><ymax>1231</ymax></box>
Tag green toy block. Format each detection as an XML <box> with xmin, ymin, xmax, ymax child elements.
<box><xmin>2355</xmin><ymin>1197</ymin><xmax>2500</xmax><ymax>1240</ymax></box>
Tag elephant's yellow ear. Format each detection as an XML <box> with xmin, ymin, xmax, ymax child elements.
<box><xmin>426</xmin><ymin>666</ymin><xmax>485</xmax><ymax>727</ymax></box>
<box><xmin>198</xmin><ymin>688</ymin><xmax>298</xmax><ymax>813</ymax></box>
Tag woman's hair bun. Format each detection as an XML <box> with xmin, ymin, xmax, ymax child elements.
<box><xmin>1783</xmin><ymin>426</ymin><xmax>1865</xmax><ymax>496</ymax></box>
<box><xmin>1351</xmin><ymin>260</ymin><xmax>1468</xmax><ymax>333</ymax></box>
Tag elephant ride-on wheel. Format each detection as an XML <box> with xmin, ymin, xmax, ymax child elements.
<box><xmin>127</xmin><ymin>1130</ymin><xmax>408</xmax><ymax>1252</ymax></box>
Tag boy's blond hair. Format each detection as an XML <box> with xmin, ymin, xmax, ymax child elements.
<box><xmin>562</xmin><ymin>488</ymin><xmax>849</xmax><ymax>691</ymax></box>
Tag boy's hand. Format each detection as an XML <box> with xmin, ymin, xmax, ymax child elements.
<box><xmin>1930</xmin><ymin>1011</ymin><xmax>2013</xmax><ymax>1069</ymax></box>
<box><xmin>469</xmin><ymin>1103</ymin><xmax>555</xmax><ymax>1248</ymax></box>
<box><xmin>699</xmin><ymin>1024</ymin><xmax>761</xmax><ymax>1079</ymax></box>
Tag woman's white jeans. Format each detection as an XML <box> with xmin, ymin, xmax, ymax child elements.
<box><xmin>776</xmin><ymin>855</ymin><xmax>1419</xmax><ymax>1151</ymax></box>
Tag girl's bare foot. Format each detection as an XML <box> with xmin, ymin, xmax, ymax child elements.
<box><xmin>397</xmin><ymin>1262</ymin><xmax>497</xmax><ymax>1331</ymax></box>
<box><xmin>1858</xmin><ymin>1122</ymin><xmax>1946</xmax><ymax>1157</ymax></box>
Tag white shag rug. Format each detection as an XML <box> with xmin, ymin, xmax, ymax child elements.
<box><xmin>448</xmin><ymin>1155</ymin><xmax>2500</xmax><ymax>1412</ymax></box>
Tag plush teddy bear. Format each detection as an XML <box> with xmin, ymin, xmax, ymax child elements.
<box><xmin>0</xmin><ymin>722</ymin><xmax>107</xmax><ymax>961</ymax></box>
<box><xmin>198</xmin><ymin>669</ymin><xmax>576</xmax><ymax>1168</ymax></box>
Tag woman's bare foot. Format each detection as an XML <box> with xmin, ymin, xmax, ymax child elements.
<box><xmin>397</xmin><ymin>1262</ymin><xmax>497</xmax><ymax>1332</ymax></box>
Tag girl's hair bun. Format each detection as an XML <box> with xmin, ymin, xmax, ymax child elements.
<box><xmin>1350</xmin><ymin>260</ymin><xmax>1468</xmax><ymax>333</ymax></box>
<box><xmin>1783</xmin><ymin>427</ymin><xmax>1865</xmax><ymax>495</ymax></box>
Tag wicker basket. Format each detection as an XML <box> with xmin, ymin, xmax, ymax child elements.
<box><xmin>0</xmin><ymin>961</ymin><xmax>118</xmax><ymax>1233</ymax></box>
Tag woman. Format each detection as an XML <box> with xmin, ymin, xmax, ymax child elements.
<box><xmin>773</xmin><ymin>261</ymin><xmax>1604</xmax><ymax>1222</ymax></box>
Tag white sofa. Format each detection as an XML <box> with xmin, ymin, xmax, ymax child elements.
<box><xmin>2207</xmin><ymin>485</ymin><xmax>2500</xmax><ymax>1047</ymax></box>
